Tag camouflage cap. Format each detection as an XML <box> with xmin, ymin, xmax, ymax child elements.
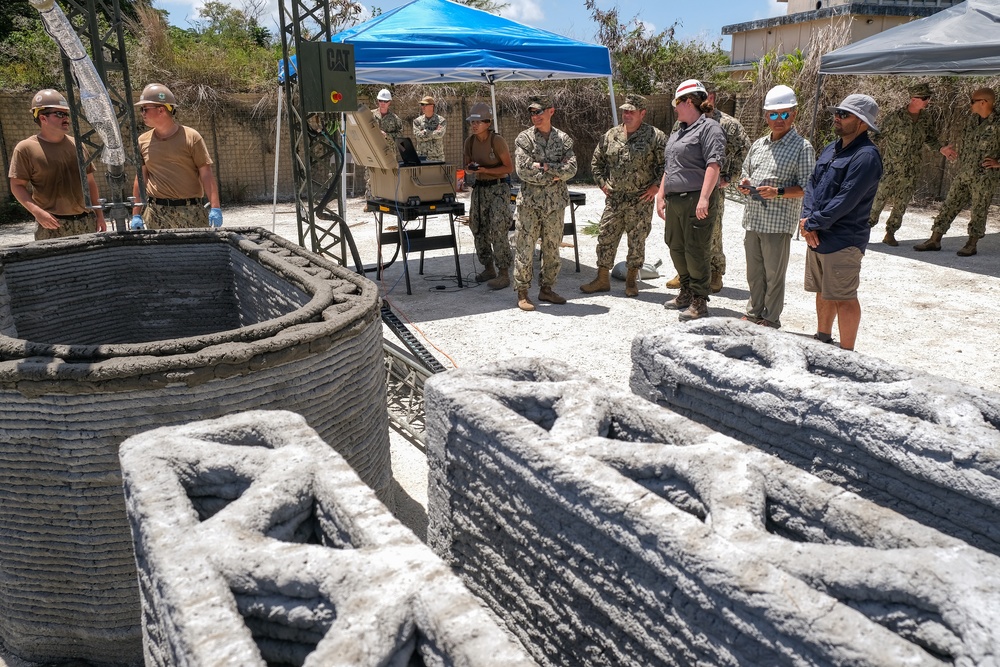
<box><xmin>618</xmin><ymin>94</ymin><xmax>647</xmax><ymax>111</ymax></box>
<box><xmin>527</xmin><ymin>95</ymin><xmax>553</xmax><ymax>111</ymax></box>
<box><xmin>908</xmin><ymin>82</ymin><xmax>933</xmax><ymax>98</ymax></box>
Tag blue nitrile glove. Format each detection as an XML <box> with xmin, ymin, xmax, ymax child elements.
<box><xmin>130</xmin><ymin>215</ymin><xmax>144</xmax><ymax>230</ymax></box>
<box><xmin>208</xmin><ymin>208</ymin><xmax>223</xmax><ymax>228</ymax></box>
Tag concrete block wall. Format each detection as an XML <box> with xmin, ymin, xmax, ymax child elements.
<box><xmin>630</xmin><ymin>318</ymin><xmax>1000</xmax><ymax>557</ymax></box>
<box><xmin>425</xmin><ymin>357</ymin><xmax>1000</xmax><ymax>666</ymax></box>
<box><xmin>0</xmin><ymin>229</ymin><xmax>390</xmax><ymax>664</ymax></box>
<box><xmin>120</xmin><ymin>410</ymin><xmax>536</xmax><ymax>667</ymax></box>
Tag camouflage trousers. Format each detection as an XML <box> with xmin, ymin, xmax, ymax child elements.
<box><xmin>35</xmin><ymin>214</ymin><xmax>97</xmax><ymax>241</ymax></box>
<box><xmin>514</xmin><ymin>205</ymin><xmax>565</xmax><ymax>291</ymax></box>
<box><xmin>869</xmin><ymin>167</ymin><xmax>919</xmax><ymax>233</ymax></box>
<box><xmin>145</xmin><ymin>202</ymin><xmax>209</xmax><ymax>230</ymax></box>
<box><xmin>469</xmin><ymin>181</ymin><xmax>513</xmax><ymax>271</ymax></box>
<box><xmin>710</xmin><ymin>194</ymin><xmax>726</xmax><ymax>274</ymax></box>
<box><xmin>932</xmin><ymin>168</ymin><xmax>1000</xmax><ymax>238</ymax></box>
<box><xmin>593</xmin><ymin>194</ymin><xmax>654</xmax><ymax>270</ymax></box>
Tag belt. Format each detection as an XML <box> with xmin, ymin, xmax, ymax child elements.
<box><xmin>663</xmin><ymin>191</ymin><xmax>700</xmax><ymax>198</ymax></box>
<box><xmin>149</xmin><ymin>197</ymin><xmax>202</xmax><ymax>206</ymax></box>
<box><xmin>53</xmin><ymin>212</ymin><xmax>90</xmax><ymax>221</ymax></box>
<box><xmin>473</xmin><ymin>178</ymin><xmax>503</xmax><ymax>188</ymax></box>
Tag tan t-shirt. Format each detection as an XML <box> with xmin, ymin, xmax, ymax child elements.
<box><xmin>138</xmin><ymin>125</ymin><xmax>213</xmax><ymax>199</ymax></box>
<box><xmin>464</xmin><ymin>131</ymin><xmax>510</xmax><ymax>171</ymax></box>
<box><xmin>8</xmin><ymin>134</ymin><xmax>93</xmax><ymax>215</ymax></box>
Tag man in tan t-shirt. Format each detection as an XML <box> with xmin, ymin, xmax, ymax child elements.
<box><xmin>130</xmin><ymin>83</ymin><xmax>221</xmax><ymax>230</ymax></box>
<box><xmin>9</xmin><ymin>89</ymin><xmax>107</xmax><ymax>240</ymax></box>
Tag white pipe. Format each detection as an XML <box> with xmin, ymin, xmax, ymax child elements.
<box><xmin>30</xmin><ymin>0</ymin><xmax>125</xmax><ymax>169</ymax></box>
<box><xmin>607</xmin><ymin>75</ymin><xmax>619</xmax><ymax>126</ymax></box>
<box><xmin>272</xmin><ymin>87</ymin><xmax>282</xmax><ymax>233</ymax></box>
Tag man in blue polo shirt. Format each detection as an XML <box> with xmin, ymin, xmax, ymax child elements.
<box><xmin>799</xmin><ymin>94</ymin><xmax>883</xmax><ymax>351</ymax></box>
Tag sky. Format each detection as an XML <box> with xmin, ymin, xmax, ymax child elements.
<box><xmin>152</xmin><ymin>0</ymin><xmax>787</xmax><ymax>50</ymax></box>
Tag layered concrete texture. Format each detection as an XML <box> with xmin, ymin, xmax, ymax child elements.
<box><xmin>0</xmin><ymin>229</ymin><xmax>389</xmax><ymax>664</ymax></box>
<box><xmin>630</xmin><ymin>318</ymin><xmax>1000</xmax><ymax>556</ymax></box>
<box><xmin>120</xmin><ymin>410</ymin><xmax>535</xmax><ymax>666</ymax></box>
<box><xmin>425</xmin><ymin>357</ymin><xmax>1000</xmax><ymax>666</ymax></box>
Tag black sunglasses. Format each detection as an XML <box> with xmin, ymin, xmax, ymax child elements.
<box><xmin>768</xmin><ymin>111</ymin><xmax>791</xmax><ymax>121</ymax></box>
<box><xmin>529</xmin><ymin>108</ymin><xmax>549</xmax><ymax>116</ymax></box>
<box><xmin>42</xmin><ymin>111</ymin><xmax>70</xmax><ymax>119</ymax></box>
<box><xmin>833</xmin><ymin>110</ymin><xmax>855</xmax><ymax>119</ymax></box>
<box><xmin>915</xmin><ymin>96</ymin><xmax>931</xmax><ymax>101</ymax></box>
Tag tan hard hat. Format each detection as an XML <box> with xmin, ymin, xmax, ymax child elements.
<box><xmin>30</xmin><ymin>89</ymin><xmax>70</xmax><ymax>117</ymax></box>
<box><xmin>135</xmin><ymin>83</ymin><xmax>178</xmax><ymax>109</ymax></box>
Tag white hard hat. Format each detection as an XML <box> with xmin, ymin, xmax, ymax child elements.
<box><xmin>763</xmin><ymin>85</ymin><xmax>798</xmax><ymax>110</ymax></box>
<box><xmin>673</xmin><ymin>79</ymin><xmax>707</xmax><ymax>108</ymax></box>
<box><xmin>377</xmin><ymin>89</ymin><xmax>392</xmax><ymax>102</ymax></box>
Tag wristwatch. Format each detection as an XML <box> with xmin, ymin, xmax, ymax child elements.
<box><xmin>777</xmin><ymin>187</ymin><xmax>785</xmax><ymax>199</ymax></box>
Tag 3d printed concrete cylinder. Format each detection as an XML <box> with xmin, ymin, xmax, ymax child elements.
<box><xmin>0</xmin><ymin>229</ymin><xmax>391</xmax><ymax>664</ymax></box>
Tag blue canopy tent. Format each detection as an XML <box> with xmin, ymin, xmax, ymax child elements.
<box><xmin>329</xmin><ymin>0</ymin><xmax>617</xmax><ymax>122</ymax></box>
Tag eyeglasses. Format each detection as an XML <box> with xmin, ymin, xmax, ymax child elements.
<box><xmin>139</xmin><ymin>106</ymin><xmax>162</xmax><ymax>114</ymax></box>
<box><xmin>529</xmin><ymin>108</ymin><xmax>549</xmax><ymax>116</ymax></box>
<box><xmin>915</xmin><ymin>96</ymin><xmax>931</xmax><ymax>101</ymax></box>
<box><xmin>971</xmin><ymin>98</ymin><xmax>989</xmax><ymax>105</ymax></box>
<box><xmin>42</xmin><ymin>111</ymin><xmax>70</xmax><ymax>119</ymax></box>
<box><xmin>768</xmin><ymin>111</ymin><xmax>791</xmax><ymax>121</ymax></box>
<box><xmin>833</xmin><ymin>110</ymin><xmax>855</xmax><ymax>119</ymax></box>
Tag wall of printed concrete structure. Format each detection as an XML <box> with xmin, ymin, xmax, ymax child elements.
<box><xmin>0</xmin><ymin>228</ymin><xmax>391</xmax><ymax>664</ymax></box>
<box><xmin>630</xmin><ymin>318</ymin><xmax>1000</xmax><ymax>558</ymax></box>
<box><xmin>424</xmin><ymin>357</ymin><xmax>1000</xmax><ymax>666</ymax></box>
<box><xmin>119</xmin><ymin>410</ymin><xmax>536</xmax><ymax>666</ymax></box>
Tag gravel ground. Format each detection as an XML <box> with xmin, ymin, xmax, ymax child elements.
<box><xmin>1</xmin><ymin>184</ymin><xmax>998</xmax><ymax>662</ymax></box>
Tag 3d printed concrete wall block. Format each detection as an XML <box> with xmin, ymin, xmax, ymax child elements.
<box><xmin>630</xmin><ymin>318</ymin><xmax>1000</xmax><ymax>557</ymax></box>
<box><xmin>0</xmin><ymin>229</ymin><xmax>390</xmax><ymax>664</ymax></box>
<box><xmin>120</xmin><ymin>410</ymin><xmax>535</xmax><ymax>666</ymax></box>
<box><xmin>425</xmin><ymin>357</ymin><xmax>1000</xmax><ymax>666</ymax></box>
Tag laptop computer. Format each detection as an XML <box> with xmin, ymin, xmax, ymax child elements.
<box><xmin>396</xmin><ymin>137</ymin><xmax>422</xmax><ymax>167</ymax></box>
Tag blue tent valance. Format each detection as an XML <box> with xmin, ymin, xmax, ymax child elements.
<box><xmin>329</xmin><ymin>0</ymin><xmax>612</xmax><ymax>84</ymax></box>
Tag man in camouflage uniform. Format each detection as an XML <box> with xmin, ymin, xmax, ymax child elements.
<box><xmin>869</xmin><ymin>82</ymin><xmax>941</xmax><ymax>246</ymax></box>
<box><xmin>513</xmin><ymin>95</ymin><xmax>578</xmax><ymax>311</ymax></box>
<box><xmin>366</xmin><ymin>89</ymin><xmax>404</xmax><ymax>198</ymax></box>
<box><xmin>666</xmin><ymin>84</ymin><xmax>749</xmax><ymax>292</ymax></box>
<box><xmin>581</xmin><ymin>94</ymin><xmax>666</xmax><ymax>298</ymax></box>
<box><xmin>412</xmin><ymin>95</ymin><xmax>447</xmax><ymax>163</ymax></box>
<box><xmin>914</xmin><ymin>87</ymin><xmax>1000</xmax><ymax>257</ymax></box>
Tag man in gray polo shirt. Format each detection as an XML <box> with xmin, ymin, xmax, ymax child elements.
<box><xmin>738</xmin><ymin>85</ymin><xmax>815</xmax><ymax>329</ymax></box>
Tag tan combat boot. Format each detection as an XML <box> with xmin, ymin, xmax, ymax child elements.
<box><xmin>665</xmin><ymin>274</ymin><xmax>681</xmax><ymax>289</ymax></box>
<box><xmin>487</xmin><ymin>267</ymin><xmax>510</xmax><ymax>290</ymax></box>
<box><xmin>678</xmin><ymin>294</ymin><xmax>709</xmax><ymax>321</ymax></box>
<box><xmin>538</xmin><ymin>286</ymin><xmax>567</xmax><ymax>304</ymax></box>
<box><xmin>710</xmin><ymin>271</ymin><xmax>723</xmax><ymax>293</ymax></box>
<box><xmin>580</xmin><ymin>267</ymin><xmax>611</xmax><ymax>293</ymax></box>
<box><xmin>664</xmin><ymin>286</ymin><xmax>693</xmax><ymax>310</ymax></box>
<box><xmin>476</xmin><ymin>263</ymin><xmax>497</xmax><ymax>282</ymax></box>
<box><xmin>882</xmin><ymin>231</ymin><xmax>898</xmax><ymax>247</ymax></box>
<box><xmin>957</xmin><ymin>235</ymin><xmax>979</xmax><ymax>257</ymax></box>
<box><xmin>625</xmin><ymin>267</ymin><xmax>639</xmax><ymax>297</ymax></box>
<box><xmin>517</xmin><ymin>289</ymin><xmax>535</xmax><ymax>311</ymax></box>
<box><xmin>913</xmin><ymin>231</ymin><xmax>943</xmax><ymax>252</ymax></box>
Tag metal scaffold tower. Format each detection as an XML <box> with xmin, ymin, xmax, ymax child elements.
<box><xmin>277</xmin><ymin>0</ymin><xmax>357</xmax><ymax>268</ymax></box>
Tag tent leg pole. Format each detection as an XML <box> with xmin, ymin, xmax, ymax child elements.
<box><xmin>810</xmin><ymin>73</ymin><xmax>825</xmax><ymax>149</ymax></box>
<box><xmin>272</xmin><ymin>86</ymin><xmax>283</xmax><ymax>233</ymax></box>
<box><xmin>607</xmin><ymin>75</ymin><xmax>618</xmax><ymax>126</ymax></box>
<box><xmin>490</xmin><ymin>83</ymin><xmax>498</xmax><ymax>128</ymax></box>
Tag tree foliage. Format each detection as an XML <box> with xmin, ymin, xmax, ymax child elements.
<box><xmin>585</xmin><ymin>0</ymin><xmax>729</xmax><ymax>96</ymax></box>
